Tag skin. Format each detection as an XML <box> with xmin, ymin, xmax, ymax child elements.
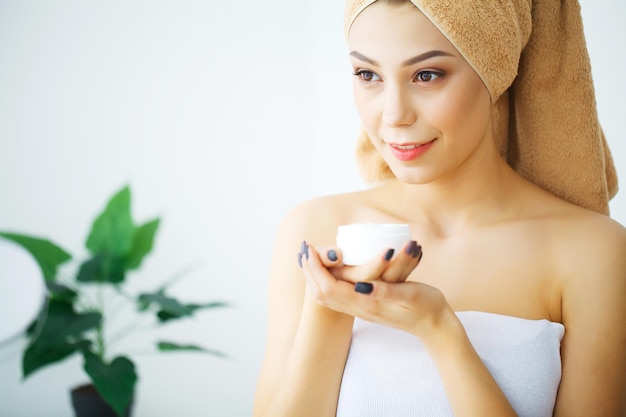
<box><xmin>253</xmin><ymin>2</ymin><xmax>626</xmax><ymax>416</ymax></box>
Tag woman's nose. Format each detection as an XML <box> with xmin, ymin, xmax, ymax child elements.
<box><xmin>381</xmin><ymin>84</ymin><xmax>416</xmax><ymax>127</ymax></box>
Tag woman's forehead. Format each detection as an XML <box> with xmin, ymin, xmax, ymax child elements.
<box><xmin>347</xmin><ymin>2</ymin><xmax>456</xmax><ymax>61</ymax></box>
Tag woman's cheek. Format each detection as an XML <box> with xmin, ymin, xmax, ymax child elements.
<box><xmin>354</xmin><ymin>92</ymin><xmax>380</xmax><ymax>132</ymax></box>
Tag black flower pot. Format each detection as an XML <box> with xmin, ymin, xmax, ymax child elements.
<box><xmin>70</xmin><ymin>383</ymin><xmax>133</xmax><ymax>417</ymax></box>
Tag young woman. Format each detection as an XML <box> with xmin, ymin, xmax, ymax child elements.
<box><xmin>253</xmin><ymin>1</ymin><xmax>626</xmax><ymax>416</ymax></box>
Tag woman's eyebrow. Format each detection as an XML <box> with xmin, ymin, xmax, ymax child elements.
<box><xmin>403</xmin><ymin>50</ymin><xmax>455</xmax><ymax>66</ymax></box>
<box><xmin>350</xmin><ymin>50</ymin><xmax>455</xmax><ymax>67</ymax></box>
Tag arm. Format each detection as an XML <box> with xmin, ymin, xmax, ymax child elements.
<box><xmin>353</xmin><ymin>281</ymin><xmax>520</xmax><ymax>417</ymax></box>
<box><xmin>255</xmin><ymin>201</ymin><xmax>522</xmax><ymax>417</ymax></box>
<box><xmin>422</xmin><ymin>312</ymin><xmax>519</xmax><ymax>416</ymax></box>
<box><xmin>252</xmin><ymin>202</ymin><xmax>354</xmax><ymax>417</ymax></box>
<box><xmin>553</xmin><ymin>219</ymin><xmax>626</xmax><ymax>416</ymax></box>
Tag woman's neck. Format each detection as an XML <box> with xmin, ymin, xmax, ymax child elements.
<box><xmin>384</xmin><ymin>153</ymin><xmax>523</xmax><ymax>237</ymax></box>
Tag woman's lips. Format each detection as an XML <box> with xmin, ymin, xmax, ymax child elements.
<box><xmin>388</xmin><ymin>139</ymin><xmax>435</xmax><ymax>161</ymax></box>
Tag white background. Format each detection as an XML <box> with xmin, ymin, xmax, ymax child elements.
<box><xmin>0</xmin><ymin>1</ymin><xmax>623</xmax><ymax>416</ymax></box>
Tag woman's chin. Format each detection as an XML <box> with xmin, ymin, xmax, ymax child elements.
<box><xmin>387</xmin><ymin>166</ymin><xmax>434</xmax><ymax>185</ymax></box>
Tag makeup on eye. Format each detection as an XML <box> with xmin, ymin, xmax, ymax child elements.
<box><xmin>413</xmin><ymin>70</ymin><xmax>444</xmax><ymax>83</ymax></box>
<box><xmin>353</xmin><ymin>69</ymin><xmax>381</xmax><ymax>82</ymax></box>
<box><xmin>351</xmin><ymin>68</ymin><xmax>445</xmax><ymax>84</ymax></box>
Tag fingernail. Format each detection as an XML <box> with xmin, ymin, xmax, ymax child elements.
<box><xmin>413</xmin><ymin>244</ymin><xmax>422</xmax><ymax>259</ymax></box>
<box><xmin>416</xmin><ymin>248</ymin><xmax>423</xmax><ymax>262</ymax></box>
<box><xmin>327</xmin><ymin>250</ymin><xmax>337</xmax><ymax>262</ymax></box>
<box><xmin>301</xmin><ymin>241</ymin><xmax>309</xmax><ymax>260</ymax></box>
<box><xmin>384</xmin><ymin>248</ymin><xmax>395</xmax><ymax>261</ymax></box>
<box><xmin>405</xmin><ymin>240</ymin><xmax>417</xmax><ymax>255</ymax></box>
<box><xmin>297</xmin><ymin>252</ymin><xmax>303</xmax><ymax>268</ymax></box>
<box><xmin>355</xmin><ymin>282</ymin><xmax>374</xmax><ymax>294</ymax></box>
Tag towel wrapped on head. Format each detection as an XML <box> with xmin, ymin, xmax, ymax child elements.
<box><xmin>345</xmin><ymin>0</ymin><xmax>618</xmax><ymax>215</ymax></box>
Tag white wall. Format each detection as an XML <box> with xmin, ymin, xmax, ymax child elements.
<box><xmin>0</xmin><ymin>1</ymin><xmax>623</xmax><ymax>416</ymax></box>
<box><xmin>580</xmin><ymin>1</ymin><xmax>626</xmax><ymax>223</ymax></box>
<box><xmin>0</xmin><ymin>1</ymin><xmax>312</xmax><ymax>416</ymax></box>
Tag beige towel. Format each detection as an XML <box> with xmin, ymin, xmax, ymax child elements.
<box><xmin>345</xmin><ymin>0</ymin><xmax>618</xmax><ymax>214</ymax></box>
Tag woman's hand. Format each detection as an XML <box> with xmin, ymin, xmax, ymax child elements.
<box><xmin>298</xmin><ymin>240</ymin><xmax>453</xmax><ymax>341</ymax></box>
<box><xmin>299</xmin><ymin>239</ymin><xmax>422</xmax><ymax>283</ymax></box>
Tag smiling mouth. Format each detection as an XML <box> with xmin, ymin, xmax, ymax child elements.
<box><xmin>391</xmin><ymin>143</ymin><xmax>420</xmax><ymax>150</ymax></box>
<box><xmin>387</xmin><ymin>139</ymin><xmax>436</xmax><ymax>161</ymax></box>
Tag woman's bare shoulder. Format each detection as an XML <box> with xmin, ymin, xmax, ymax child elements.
<box><xmin>516</xmin><ymin>182</ymin><xmax>625</xmax><ymax>249</ymax></box>
<box><xmin>511</xmin><ymin>188</ymin><xmax>626</xmax><ymax>302</ymax></box>
<box><xmin>541</xmin><ymin>201</ymin><xmax>626</xmax><ymax>318</ymax></box>
<box><xmin>547</xmin><ymin>203</ymin><xmax>626</xmax><ymax>260</ymax></box>
<box><xmin>535</xmin><ymin>198</ymin><xmax>625</xmax><ymax>275</ymax></box>
<box><xmin>276</xmin><ymin>189</ymin><xmax>375</xmax><ymax>247</ymax></box>
<box><xmin>547</xmin><ymin>206</ymin><xmax>626</xmax><ymax>414</ymax></box>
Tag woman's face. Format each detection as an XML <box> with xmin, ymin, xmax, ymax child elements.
<box><xmin>348</xmin><ymin>2</ymin><xmax>493</xmax><ymax>185</ymax></box>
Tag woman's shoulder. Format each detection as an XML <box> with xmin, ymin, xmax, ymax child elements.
<box><xmin>530</xmin><ymin>194</ymin><xmax>625</xmax><ymax>263</ymax></box>
<box><xmin>542</xmin><ymin>200</ymin><xmax>626</xmax><ymax>255</ymax></box>
<box><xmin>507</xmin><ymin>183</ymin><xmax>625</xmax><ymax>289</ymax></box>
<box><xmin>550</xmin><ymin>206</ymin><xmax>626</xmax><ymax>396</ymax></box>
<box><xmin>542</xmin><ymin>200</ymin><xmax>626</xmax><ymax>307</ymax></box>
<box><xmin>571</xmin><ymin>211</ymin><xmax>625</xmax><ymax>274</ymax></box>
<box><xmin>517</xmin><ymin>182</ymin><xmax>625</xmax><ymax>250</ymax></box>
<box><xmin>276</xmin><ymin>188</ymin><xmax>376</xmax><ymax>247</ymax></box>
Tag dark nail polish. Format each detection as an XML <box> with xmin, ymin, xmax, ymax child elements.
<box><xmin>297</xmin><ymin>252</ymin><xmax>303</xmax><ymax>268</ymax></box>
<box><xmin>355</xmin><ymin>282</ymin><xmax>374</xmax><ymax>294</ymax></box>
<box><xmin>405</xmin><ymin>240</ymin><xmax>417</xmax><ymax>255</ymax></box>
<box><xmin>327</xmin><ymin>250</ymin><xmax>338</xmax><ymax>262</ymax></box>
<box><xmin>413</xmin><ymin>244</ymin><xmax>422</xmax><ymax>259</ymax></box>
<box><xmin>301</xmin><ymin>241</ymin><xmax>309</xmax><ymax>260</ymax></box>
<box><xmin>384</xmin><ymin>248</ymin><xmax>395</xmax><ymax>261</ymax></box>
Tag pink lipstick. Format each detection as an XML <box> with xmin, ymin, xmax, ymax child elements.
<box><xmin>388</xmin><ymin>140</ymin><xmax>435</xmax><ymax>161</ymax></box>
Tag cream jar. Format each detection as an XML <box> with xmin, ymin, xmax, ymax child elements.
<box><xmin>336</xmin><ymin>223</ymin><xmax>411</xmax><ymax>266</ymax></box>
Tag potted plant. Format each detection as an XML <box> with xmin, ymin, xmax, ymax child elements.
<box><xmin>0</xmin><ymin>186</ymin><xmax>227</xmax><ymax>417</ymax></box>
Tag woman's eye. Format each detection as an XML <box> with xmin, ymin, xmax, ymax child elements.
<box><xmin>354</xmin><ymin>70</ymin><xmax>381</xmax><ymax>82</ymax></box>
<box><xmin>414</xmin><ymin>71</ymin><xmax>442</xmax><ymax>83</ymax></box>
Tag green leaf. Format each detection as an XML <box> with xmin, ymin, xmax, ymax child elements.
<box><xmin>155</xmin><ymin>302</ymin><xmax>228</xmax><ymax>322</ymax></box>
<box><xmin>157</xmin><ymin>341</ymin><xmax>226</xmax><ymax>358</ymax></box>
<box><xmin>138</xmin><ymin>292</ymin><xmax>228</xmax><ymax>322</ymax></box>
<box><xmin>22</xmin><ymin>299</ymin><xmax>101</xmax><ymax>378</ymax></box>
<box><xmin>137</xmin><ymin>292</ymin><xmax>187</xmax><ymax>315</ymax></box>
<box><xmin>83</xmin><ymin>352</ymin><xmax>137</xmax><ymax>417</ymax></box>
<box><xmin>0</xmin><ymin>232</ymin><xmax>71</xmax><ymax>281</ymax></box>
<box><xmin>30</xmin><ymin>299</ymin><xmax>101</xmax><ymax>346</ymax></box>
<box><xmin>136</xmin><ymin>295</ymin><xmax>152</xmax><ymax>312</ymax></box>
<box><xmin>23</xmin><ymin>339</ymin><xmax>91</xmax><ymax>379</ymax></box>
<box><xmin>125</xmin><ymin>218</ymin><xmax>159</xmax><ymax>270</ymax></box>
<box><xmin>85</xmin><ymin>186</ymin><xmax>136</xmax><ymax>257</ymax></box>
<box><xmin>77</xmin><ymin>255</ymin><xmax>126</xmax><ymax>284</ymax></box>
<box><xmin>46</xmin><ymin>282</ymin><xmax>78</xmax><ymax>302</ymax></box>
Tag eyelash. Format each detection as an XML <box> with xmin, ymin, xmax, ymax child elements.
<box><xmin>352</xmin><ymin>69</ymin><xmax>444</xmax><ymax>84</ymax></box>
<box><xmin>414</xmin><ymin>71</ymin><xmax>443</xmax><ymax>83</ymax></box>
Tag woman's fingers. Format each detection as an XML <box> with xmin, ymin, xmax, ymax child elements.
<box><xmin>299</xmin><ymin>242</ymin><xmax>356</xmax><ymax>311</ymax></box>
<box><xmin>379</xmin><ymin>240</ymin><xmax>423</xmax><ymax>283</ymax></box>
<box><xmin>332</xmin><ymin>247</ymin><xmax>396</xmax><ymax>283</ymax></box>
<box><xmin>297</xmin><ymin>240</ymin><xmax>451</xmax><ymax>339</ymax></box>
<box><xmin>298</xmin><ymin>241</ymin><xmax>449</xmax><ymax>338</ymax></box>
<box><xmin>336</xmin><ymin>240</ymin><xmax>423</xmax><ymax>284</ymax></box>
<box><xmin>319</xmin><ymin>246</ymin><xmax>343</xmax><ymax>268</ymax></box>
<box><xmin>351</xmin><ymin>279</ymin><xmax>449</xmax><ymax>336</ymax></box>
<box><xmin>303</xmin><ymin>239</ymin><xmax>424</xmax><ymax>284</ymax></box>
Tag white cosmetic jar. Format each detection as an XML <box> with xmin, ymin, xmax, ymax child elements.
<box><xmin>336</xmin><ymin>223</ymin><xmax>411</xmax><ymax>266</ymax></box>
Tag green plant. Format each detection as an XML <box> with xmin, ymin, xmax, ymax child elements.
<box><xmin>0</xmin><ymin>186</ymin><xmax>227</xmax><ymax>417</ymax></box>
